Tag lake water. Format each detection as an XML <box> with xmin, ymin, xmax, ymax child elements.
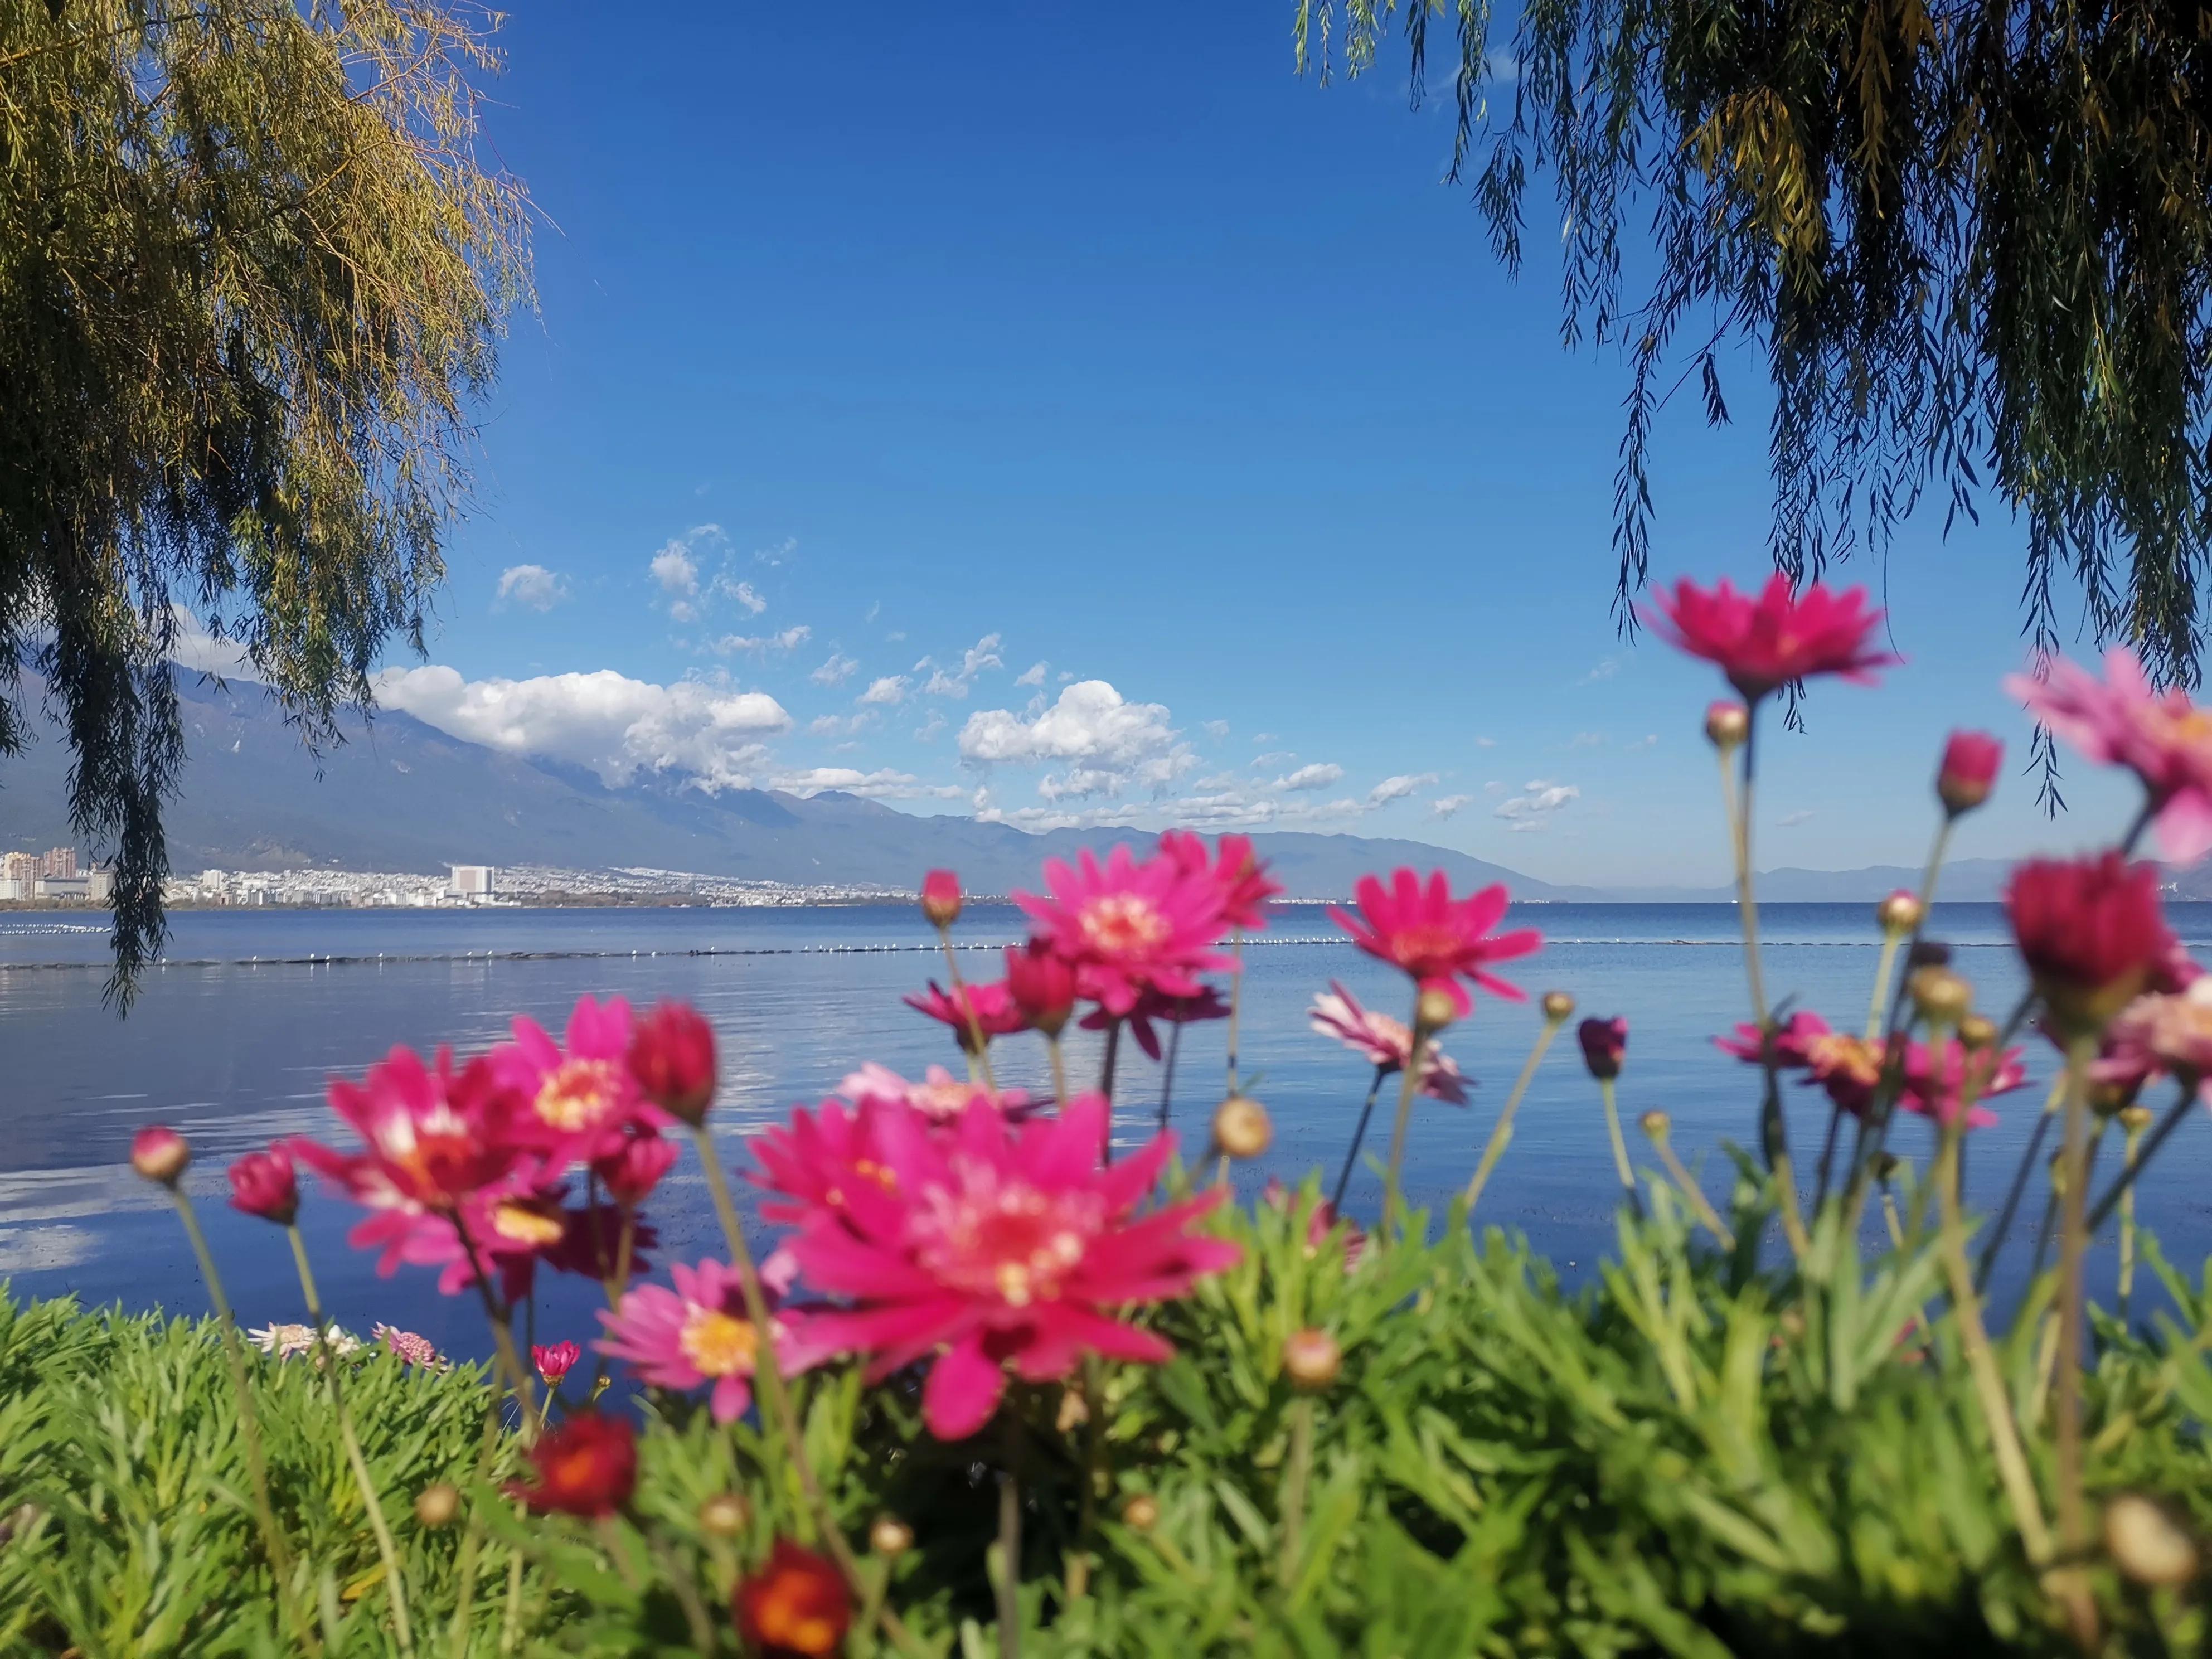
<box><xmin>5</xmin><ymin>900</ymin><xmax>2208</xmax><ymax>1361</ymax></box>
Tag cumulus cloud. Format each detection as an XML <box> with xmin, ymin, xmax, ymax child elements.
<box><xmin>1277</xmin><ymin>762</ymin><xmax>1344</xmax><ymax>792</ymax></box>
<box><xmin>1202</xmin><ymin>719</ymin><xmax>1230</xmax><ymax>740</ymax></box>
<box><xmin>715</xmin><ymin>578</ymin><xmax>768</xmax><ymax>615</ymax></box>
<box><xmin>811</xmin><ymin>652</ymin><xmax>859</xmax><ymax>686</ymax></box>
<box><xmin>858</xmin><ymin>675</ymin><xmax>908</xmax><ymax>706</ymax></box>
<box><xmin>373</xmin><ymin>664</ymin><xmax>789</xmax><ymax>792</ymax></box>
<box><xmin>770</xmin><ymin>767</ymin><xmax>961</xmax><ymax>801</ymax></box>
<box><xmin>1494</xmin><ymin>778</ymin><xmax>1580</xmax><ymax>832</ymax></box>
<box><xmin>1430</xmin><ymin>793</ymin><xmax>1474</xmax><ymax>819</ymax></box>
<box><xmin>919</xmin><ymin>633</ymin><xmax>1006</xmax><ymax>699</ymax></box>
<box><xmin>650</xmin><ymin>531</ymin><xmax>712</xmax><ymax>597</ymax></box>
<box><xmin>1369</xmin><ymin>772</ymin><xmax>1440</xmax><ymax>806</ymax></box>
<box><xmin>914</xmin><ymin>710</ymin><xmax>948</xmax><ymax>743</ymax></box>
<box><xmin>959</xmin><ymin>679</ymin><xmax>1198</xmax><ymax>803</ymax></box>
<box><xmin>496</xmin><ymin>564</ymin><xmax>570</xmax><ymax>613</ymax></box>
<box><xmin>1015</xmin><ymin>662</ymin><xmax>1047</xmax><ymax>687</ymax></box>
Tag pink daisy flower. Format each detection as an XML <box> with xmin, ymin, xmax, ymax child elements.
<box><xmin>1081</xmin><ymin>985</ymin><xmax>1232</xmax><ymax>1062</ymax></box>
<box><xmin>1713</xmin><ymin>1010</ymin><xmax>1835</xmax><ymax>1067</ymax></box>
<box><xmin>294</xmin><ymin>1047</ymin><xmax>533</xmax><ymax>1274</ymax></box>
<box><xmin>1643</xmin><ymin>573</ymin><xmax>1898</xmax><ymax>702</ymax></box>
<box><xmin>1328</xmin><ymin>869</ymin><xmax>1541</xmax><ymax>1018</ymax></box>
<box><xmin>1159</xmin><ymin>830</ymin><xmax>1281</xmax><ymax>932</ymax></box>
<box><xmin>746</xmin><ymin>1098</ymin><xmax>897</xmax><ymax>1228</ymax></box>
<box><xmin>373</xmin><ymin>1324</ymin><xmax>442</xmax><ymax>1367</ymax></box>
<box><xmin>903</xmin><ymin>978</ymin><xmax>1026</xmax><ymax>1052</ymax></box>
<box><xmin>1307</xmin><ymin>981</ymin><xmax>1469</xmax><ymax>1104</ymax></box>
<box><xmin>1015</xmin><ymin>844</ymin><xmax>1233</xmax><ymax>1018</ymax></box>
<box><xmin>595</xmin><ymin>1255</ymin><xmax>798</xmax><ymax>1423</ymax></box>
<box><xmin>2006</xmin><ymin>649</ymin><xmax>2212</xmax><ymax>864</ymax></box>
<box><xmin>491</xmin><ymin>995</ymin><xmax>665</xmax><ymax>1166</ymax></box>
<box><xmin>1715</xmin><ymin>1011</ymin><xmax>1890</xmax><ymax>1115</ymax></box>
<box><xmin>840</xmin><ymin>1062</ymin><xmax>1033</xmax><ymax>1124</ymax></box>
<box><xmin>768</xmin><ymin>1094</ymin><xmax>1240</xmax><ymax>1441</ymax></box>
<box><xmin>2099</xmin><ymin>978</ymin><xmax>2212</xmax><ymax>1096</ymax></box>
<box><xmin>1897</xmin><ymin>1039</ymin><xmax>2027</xmax><ymax>1131</ymax></box>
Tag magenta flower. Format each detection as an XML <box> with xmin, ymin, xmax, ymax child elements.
<box><xmin>1328</xmin><ymin>869</ymin><xmax>1541</xmax><ymax>1018</ymax></box>
<box><xmin>1307</xmin><ymin>981</ymin><xmax>1469</xmax><ymax>1104</ymax></box>
<box><xmin>1160</xmin><ymin>830</ymin><xmax>1281</xmax><ymax>932</ymax></box>
<box><xmin>1645</xmin><ymin>573</ymin><xmax>1898</xmax><ymax>702</ymax></box>
<box><xmin>1083</xmin><ymin>985</ymin><xmax>1233</xmax><ymax>1062</ymax></box>
<box><xmin>492</xmin><ymin>995</ymin><xmax>663</xmax><ymax>1166</ymax></box>
<box><xmin>533</xmin><ymin>1340</ymin><xmax>582</xmax><ymax>1389</ymax></box>
<box><xmin>840</xmin><ymin>1062</ymin><xmax>1032</xmax><ymax>1124</ymax></box>
<box><xmin>747</xmin><ymin>1098</ymin><xmax>896</xmax><ymax>1228</ymax></box>
<box><xmin>1897</xmin><ymin>1040</ymin><xmax>2027</xmax><ymax>1131</ymax></box>
<box><xmin>903</xmin><ymin>978</ymin><xmax>1026</xmax><ymax>1052</ymax></box>
<box><xmin>767</xmin><ymin>1094</ymin><xmax>1240</xmax><ymax>1440</ymax></box>
<box><xmin>1714</xmin><ymin>1010</ymin><xmax>1835</xmax><ymax>1067</ymax></box>
<box><xmin>595</xmin><ymin>1256</ymin><xmax>797</xmax><ymax>1423</ymax></box>
<box><xmin>1015</xmin><ymin>844</ymin><xmax>1233</xmax><ymax>1017</ymax></box>
<box><xmin>1715</xmin><ymin>1011</ymin><xmax>1886</xmax><ymax>1114</ymax></box>
<box><xmin>2006</xmin><ymin>650</ymin><xmax>2212</xmax><ymax>863</ymax></box>
<box><xmin>591</xmin><ymin>1124</ymin><xmax>677</xmax><ymax>1208</ymax></box>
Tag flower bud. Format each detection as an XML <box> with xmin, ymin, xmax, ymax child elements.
<box><xmin>1282</xmin><ymin>1329</ymin><xmax>1342</xmax><ymax>1393</ymax></box>
<box><xmin>1909</xmin><ymin>966</ymin><xmax>1973</xmax><ymax>1027</ymax></box>
<box><xmin>698</xmin><ymin>1492</ymin><xmax>750</xmax><ymax>1537</ymax></box>
<box><xmin>1577</xmin><ymin>1016</ymin><xmax>1627</xmax><ymax>1081</ymax></box>
<box><xmin>130</xmin><ymin>1126</ymin><xmax>190</xmax><ymax>1187</ymax></box>
<box><xmin>2089</xmin><ymin>1078</ymin><xmax>2137</xmax><ymax>1117</ymax></box>
<box><xmin>226</xmin><ymin>1146</ymin><xmax>299</xmax><ymax>1226</ymax></box>
<box><xmin>1957</xmin><ymin>1013</ymin><xmax>1997</xmax><ymax>1052</ymax></box>
<box><xmin>1120</xmin><ymin>1494</ymin><xmax>1159</xmax><ymax>1531</ymax></box>
<box><xmin>2103</xmin><ymin>1493</ymin><xmax>2200</xmax><ymax>1587</ymax></box>
<box><xmin>1414</xmin><ymin>986</ymin><xmax>1458</xmax><ymax>1031</ymax></box>
<box><xmin>1705</xmin><ymin>700</ymin><xmax>1750</xmax><ymax>750</ymax></box>
<box><xmin>1876</xmin><ymin>889</ymin><xmax>1924</xmax><ymax>935</ymax></box>
<box><xmin>414</xmin><ymin>1483</ymin><xmax>460</xmax><ymax>1529</ymax></box>
<box><xmin>1056</xmin><ymin>1387</ymin><xmax>1090</xmax><ymax>1433</ymax></box>
<box><xmin>920</xmin><ymin>869</ymin><xmax>963</xmax><ymax>929</ymax></box>
<box><xmin>1869</xmin><ymin>1151</ymin><xmax>1901</xmax><ymax>1182</ymax></box>
<box><xmin>869</xmin><ymin>1515</ymin><xmax>915</xmax><ymax>1558</ymax></box>
<box><xmin>1005</xmin><ymin>940</ymin><xmax>1077</xmax><ymax>1038</ymax></box>
<box><xmin>1907</xmin><ymin>939</ymin><xmax>1952</xmax><ymax>971</ymax></box>
<box><xmin>1937</xmin><ymin>730</ymin><xmax>2003</xmax><ymax>817</ymax></box>
<box><xmin>1637</xmin><ymin>1109</ymin><xmax>1670</xmax><ymax>1139</ymax></box>
<box><xmin>628</xmin><ymin>1000</ymin><xmax>717</xmax><ymax>1125</ymax></box>
<box><xmin>1541</xmin><ymin>989</ymin><xmax>1576</xmax><ymax>1023</ymax></box>
<box><xmin>1212</xmin><ymin>1097</ymin><xmax>1273</xmax><ymax>1160</ymax></box>
<box><xmin>2119</xmin><ymin>1103</ymin><xmax>2157</xmax><ymax>1134</ymax></box>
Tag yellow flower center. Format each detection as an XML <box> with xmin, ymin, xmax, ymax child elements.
<box><xmin>491</xmin><ymin>1200</ymin><xmax>566</xmax><ymax>1247</ymax></box>
<box><xmin>678</xmin><ymin>1307</ymin><xmax>758</xmax><ymax>1377</ymax></box>
<box><xmin>535</xmin><ymin>1059</ymin><xmax>620</xmax><ymax>1131</ymax></box>
<box><xmin>1079</xmin><ymin>893</ymin><xmax>1171</xmax><ymax>957</ymax></box>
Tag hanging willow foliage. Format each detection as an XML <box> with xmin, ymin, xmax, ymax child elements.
<box><xmin>1297</xmin><ymin>0</ymin><xmax>2212</xmax><ymax>789</ymax></box>
<box><xmin>0</xmin><ymin>0</ymin><xmax>530</xmax><ymax>1003</ymax></box>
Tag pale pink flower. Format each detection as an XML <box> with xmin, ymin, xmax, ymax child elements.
<box><xmin>2007</xmin><ymin>649</ymin><xmax>2212</xmax><ymax>864</ymax></box>
<box><xmin>1015</xmin><ymin>845</ymin><xmax>1233</xmax><ymax>1017</ymax></box>
<box><xmin>2102</xmin><ymin>978</ymin><xmax>2212</xmax><ymax>1091</ymax></box>
<box><xmin>839</xmin><ymin>1063</ymin><xmax>1032</xmax><ymax>1124</ymax></box>
<box><xmin>373</xmin><ymin>1323</ymin><xmax>443</xmax><ymax>1367</ymax></box>
<box><xmin>767</xmin><ymin>1095</ymin><xmax>1239</xmax><ymax>1440</ymax></box>
<box><xmin>595</xmin><ymin>1256</ymin><xmax>798</xmax><ymax>1423</ymax></box>
<box><xmin>491</xmin><ymin>995</ymin><xmax>666</xmax><ymax>1166</ymax></box>
<box><xmin>1307</xmin><ymin>981</ymin><xmax>1469</xmax><ymax>1104</ymax></box>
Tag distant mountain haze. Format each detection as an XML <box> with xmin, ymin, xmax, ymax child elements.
<box><xmin>0</xmin><ymin>673</ymin><xmax>2198</xmax><ymax>902</ymax></box>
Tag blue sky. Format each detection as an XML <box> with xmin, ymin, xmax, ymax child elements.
<box><xmin>343</xmin><ymin>2</ymin><xmax>2146</xmax><ymax>889</ymax></box>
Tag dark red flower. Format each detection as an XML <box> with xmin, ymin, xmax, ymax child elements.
<box><xmin>1083</xmin><ymin>985</ymin><xmax>1232</xmax><ymax>1060</ymax></box>
<box><xmin>2007</xmin><ymin>853</ymin><xmax>2175</xmax><ymax>1031</ymax></box>
<box><xmin>1938</xmin><ymin>730</ymin><xmax>2003</xmax><ymax>816</ymax></box>
<box><xmin>734</xmin><ymin>1539</ymin><xmax>850</xmax><ymax>1658</ymax></box>
<box><xmin>227</xmin><ymin>1147</ymin><xmax>300</xmax><ymax>1226</ymax></box>
<box><xmin>130</xmin><ymin>1125</ymin><xmax>190</xmax><ymax>1187</ymax></box>
<box><xmin>921</xmin><ymin>869</ymin><xmax>963</xmax><ymax>929</ymax></box>
<box><xmin>1577</xmin><ymin>1017</ymin><xmax>1628</xmax><ymax>1081</ymax></box>
<box><xmin>628</xmin><ymin>1000</ymin><xmax>717</xmax><ymax>1126</ymax></box>
<box><xmin>1004</xmin><ymin>940</ymin><xmax>1078</xmax><ymax>1037</ymax></box>
<box><xmin>508</xmin><ymin>1412</ymin><xmax>636</xmax><ymax>1517</ymax></box>
<box><xmin>1645</xmin><ymin>573</ymin><xmax>1898</xmax><ymax>702</ymax></box>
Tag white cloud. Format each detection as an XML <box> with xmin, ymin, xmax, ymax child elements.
<box><xmin>1494</xmin><ymin>778</ymin><xmax>1580</xmax><ymax>830</ymax></box>
<box><xmin>1570</xmin><ymin>731</ymin><xmax>1605</xmax><ymax>748</ymax></box>
<box><xmin>919</xmin><ymin>633</ymin><xmax>1006</xmax><ymax>699</ymax></box>
<box><xmin>914</xmin><ymin>710</ymin><xmax>948</xmax><ymax>742</ymax></box>
<box><xmin>1369</xmin><ymin>772</ymin><xmax>1440</xmax><ymax>806</ymax></box>
<box><xmin>770</xmin><ymin>767</ymin><xmax>961</xmax><ymax>801</ymax></box>
<box><xmin>811</xmin><ymin>652</ymin><xmax>859</xmax><ymax>686</ymax></box>
<box><xmin>1251</xmin><ymin>751</ymin><xmax>1296</xmax><ymax>769</ymax></box>
<box><xmin>712</xmin><ymin>625</ymin><xmax>812</xmax><ymax>655</ymax></box>
<box><xmin>921</xmin><ymin>667</ymin><xmax>968</xmax><ymax>698</ymax></box>
<box><xmin>1777</xmin><ymin>808</ymin><xmax>1815</xmax><ymax>827</ymax></box>
<box><xmin>1015</xmin><ymin>662</ymin><xmax>1047</xmax><ymax>688</ymax></box>
<box><xmin>1627</xmin><ymin>733</ymin><xmax>1659</xmax><ymax>750</ymax></box>
<box><xmin>650</xmin><ymin>532</ymin><xmax>710</xmax><ymax>597</ymax></box>
<box><xmin>858</xmin><ymin>675</ymin><xmax>908</xmax><ymax>706</ymax></box>
<box><xmin>1277</xmin><ymin>762</ymin><xmax>1344</xmax><ymax>792</ymax></box>
<box><xmin>961</xmin><ymin>634</ymin><xmax>1004</xmax><ymax>677</ymax></box>
<box><xmin>1431</xmin><ymin>793</ymin><xmax>1474</xmax><ymax>819</ymax></box>
<box><xmin>373</xmin><ymin>664</ymin><xmax>789</xmax><ymax>792</ymax></box>
<box><xmin>168</xmin><ymin>606</ymin><xmax>256</xmax><ymax>679</ymax></box>
<box><xmin>1474</xmin><ymin>736</ymin><xmax>1498</xmax><ymax>748</ymax></box>
<box><xmin>1202</xmin><ymin>719</ymin><xmax>1230</xmax><ymax>740</ymax></box>
<box><xmin>1582</xmin><ymin>658</ymin><xmax>1619</xmax><ymax>684</ymax></box>
<box><xmin>716</xmin><ymin>578</ymin><xmax>768</xmax><ymax>615</ymax></box>
<box><xmin>808</xmin><ymin>711</ymin><xmax>877</xmax><ymax>737</ymax></box>
<box><xmin>495</xmin><ymin>564</ymin><xmax>570</xmax><ymax>613</ymax></box>
<box><xmin>754</xmin><ymin>537</ymin><xmax>797</xmax><ymax>567</ymax></box>
<box><xmin>959</xmin><ymin>679</ymin><xmax>1199</xmax><ymax>803</ymax></box>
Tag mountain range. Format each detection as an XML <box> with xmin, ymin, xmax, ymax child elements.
<box><xmin>0</xmin><ymin>672</ymin><xmax>2191</xmax><ymax>902</ymax></box>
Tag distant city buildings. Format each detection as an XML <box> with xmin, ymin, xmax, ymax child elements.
<box><xmin>449</xmin><ymin>864</ymin><xmax>497</xmax><ymax>900</ymax></box>
<box><xmin>0</xmin><ymin>846</ymin><xmax>109</xmax><ymax>903</ymax></box>
<box><xmin>139</xmin><ymin>863</ymin><xmax>901</xmax><ymax>909</ymax></box>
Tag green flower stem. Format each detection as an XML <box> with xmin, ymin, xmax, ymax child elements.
<box><xmin>1380</xmin><ymin>989</ymin><xmax>1438</xmax><ymax>1240</ymax></box>
<box><xmin>1157</xmin><ymin>1016</ymin><xmax>1185</xmax><ymax>1132</ymax></box>
<box><xmin>1046</xmin><ymin>1030</ymin><xmax>1071</xmax><ymax>1114</ymax></box>
<box><xmin>168</xmin><ymin>1185</ymin><xmax>311</xmax><ymax>1649</ymax></box>
<box><xmin>287</xmin><ymin>1225</ymin><xmax>416</xmax><ymax>1656</ymax></box>
<box><xmin>1225</xmin><ymin>928</ymin><xmax>1246</xmax><ymax>1097</ymax></box>
<box><xmin>2085</xmin><ymin>1082</ymin><xmax>2198</xmax><ymax>1234</ymax></box>
<box><xmin>1975</xmin><ymin>1074</ymin><xmax>2068</xmax><ymax>1293</ymax></box>
<box><xmin>1098</xmin><ymin>1018</ymin><xmax>1123</xmax><ymax>1164</ymax></box>
<box><xmin>1064</xmin><ymin>1360</ymin><xmax>1106</xmax><ymax>1602</ymax></box>
<box><xmin>995</xmin><ymin>1413</ymin><xmax>1023</xmax><ymax>1659</ymax></box>
<box><xmin>933</xmin><ymin>920</ymin><xmax>998</xmax><ymax>1093</ymax></box>
<box><xmin>1597</xmin><ymin>1077</ymin><xmax>1636</xmax><ymax>1198</ymax></box>
<box><xmin>2119</xmin><ymin>1117</ymin><xmax>2146</xmax><ymax>1315</ymax></box>
<box><xmin>686</xmin><ymin>1122</ymin><xmax>927</xmax><ymax>1659</ymax></box>
<box><xmin>1329</xmin><ymin>1066</ymin><xmax>1388</xmax><ymax>1214</ymax></box>
<box><xmin>1279</xmin><ymin>1397</ymin><xmax>1314</xmax><ymax>1588</ymax></box>
<box><xmin>1463</xmin><ymin>1012</ymin><xmax>1566</xmax><ymax>1217</ymax></box>
<box><xmin>2051</xmin><ymin>1036</ymin><xmax>2098</xmax><ymax>1646</ymax></box>
<box><xmin>445</xmin><ymin>1404</ymin><xmax>504</xmax><ymax>1659</ymax></box>
<box><xmin>1648</xmin><ymin>1128</ymin><xmax>1733</xmax><ymax>1248</ymax></box>
<box><xmin>1864</xmin><ymin>930</ymin><xmax>1905</xmax><ymax>1041</ymax></box>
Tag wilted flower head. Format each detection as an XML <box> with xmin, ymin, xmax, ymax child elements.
<box><xmin>510</xmin><ymin>1412</ymin><xmax>636</xmax><ymax>1518</ymax></box>
<box><xmin>493</xmin><ymin>995</ymin><xmax>662</xmax><ymax>1165</ymax></box>
<box><xmin>2006</xmin><ymin>853</ymin><xmax>2175</xmax><ymax>1031</ymax></box>
<box><xmin>734</xmin><ymin>1539</ymin><xmax>850</xmax><ymax>1658</ymax></box>
<box><xmin>768</xmin><ymin>1094</ymin><xmax>1240</xmax><ymax>1440</ymax></box>
<box><xmin>1015</xmin><ymin>843</ymin><xmax>1233</xmax><ymax>1017</ymax></box>
<box><xmin>2007</xmin><ymin>649</ymin><xmax>2212</xmax><ymax>864</ymax></box>
<box><xmin>1329</xmin><ymin>869</ymin><xmax>1541</xmax><ymax>1018</ymax></box>
<box><xmin>227</xmin><ymin>1146</ymin><xmax>299</xmax><ymax>1226</ymax></box>
<box><xmin>596</xmin><ymin>1255</ymin><xmax>797</xmax><ymax>1423</ymax></box>
<box><xmin>1306</xmin><ymin>981</ymin><xmax>1469</xmax><ymax>1103</ymax></box>
<box><xmin>1645</xmin><ymin>573</ymin><xmax>1897</xmax><ymax>702</ymax></box>
<box><xmin>532</xmin><ymin>1340</ymin><xmax>581</xmax><ymax>1389</ymax></box>
<box><xmin>903</xmin><ymin>978</ymin><xmax>1025</xmax><ymax>1052</ymax></box>
<box><xmin>628</xmin><ymin>1000</ymin><xmax>717</xmax><ymax>1126</ymax></box>
<box><xmin>840</xmin><ymin>1062</ymin><xmax>1032</xmax><ymax>1124</ymax></box>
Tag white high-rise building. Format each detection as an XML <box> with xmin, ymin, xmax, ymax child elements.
<box><xmin>449</xmin><ymin>864</ymin><xmax>496</xmax><ymax>899</ymax></box>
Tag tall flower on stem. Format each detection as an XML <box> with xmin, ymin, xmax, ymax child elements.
<box><xmin>2007</xmin><ymin>648</ymin><xmax>2212</xmax><ymax>862</ymax></box>
<box><xmin>1310</xmin><ymin>982</ymin><xmax>1471</xmax><ymax>1212</ymax></box>
<box><xmin>1005</xmin><ymin>938</ymin><xmax>1078</xmax><ymax>1104</ymax></box>
<box><xmin>1016</xmin><ymin>844</ymin><xmax>1232</xmax><ymax>1017</ymax></box>
<box><xmin>1576</xmin><ymin>1017</ymin><xmax>1639</xmax><ymax>1201</ymax></box>
<box><xmin>1161</xmin><ymin>829</ymin><xmax>1280</xmax><ymax>1098</ymax></box>
<box><xmin>768</xmin><ymin>1093</ymin><xmax>1239</xmax><ymax>1440</ymax></box>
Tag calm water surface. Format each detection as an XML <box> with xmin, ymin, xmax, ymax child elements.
<box><xmin>5</xmin><ymin>901</ymin><xmax>2208</xmax><ymax>1358</ymax></box>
